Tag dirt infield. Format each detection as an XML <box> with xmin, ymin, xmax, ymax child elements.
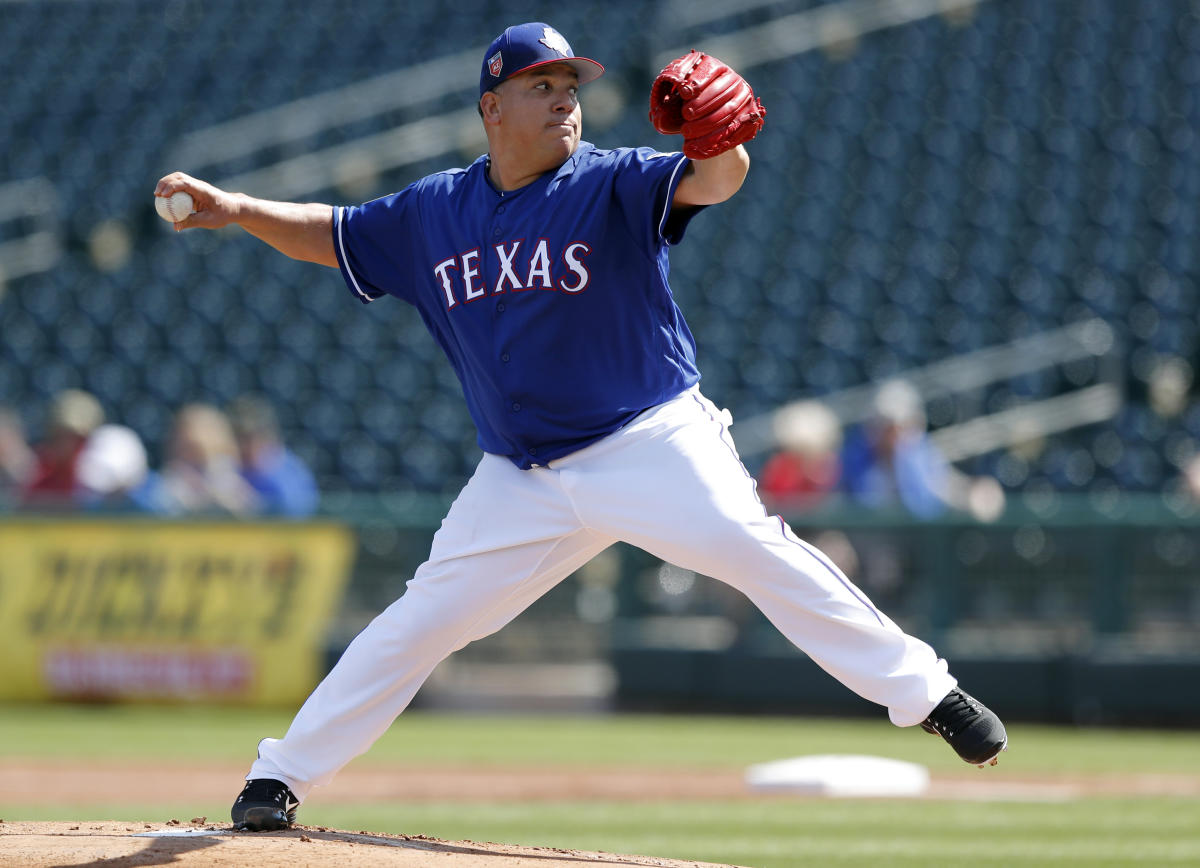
<box><xmin>0</xmin><ymin>821</ymin><xmax>742</xmax><ymax>867</ymax></box>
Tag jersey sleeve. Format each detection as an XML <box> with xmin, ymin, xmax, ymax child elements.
<box><xmin>611</xmin><ymin>148</ymin><xmax>703</xmax><ymax>251</ymax></box>
<box><xmin>332</xmin><ymin>185</ymin><xmax>422</xmax><ymax>305</ymax></box>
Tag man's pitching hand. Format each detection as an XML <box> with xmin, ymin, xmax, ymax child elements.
<box><xmin>154</xmin><ymin>172</ymin><xmax>241</xmax><ymax>232</ymax></box>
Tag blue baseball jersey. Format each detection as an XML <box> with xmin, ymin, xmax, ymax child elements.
<box><xmin>333</xmin><ymin>142</ymin><xmax>704</xmax><ymax>468</ymax></box>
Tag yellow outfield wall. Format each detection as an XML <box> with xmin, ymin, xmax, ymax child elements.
<box><xmin>0</xmin><ymin>520</ymin><xmax>356</xmax><ymax>705</ymax></box>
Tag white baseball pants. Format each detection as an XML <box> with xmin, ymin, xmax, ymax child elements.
<box><xmin>250</xmin><ymin>387</ymin><xmax>956</xmax><ymax>800</ymax></box>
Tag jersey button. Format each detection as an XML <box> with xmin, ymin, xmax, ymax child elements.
<box><xmin>528</xmin><ymin>447</ymin><xmax>537</xmax><ymax>456</ymax></box>
<box><xmin>500</xmin><ymin>353</ymin><xmax>510</xmax><ymax>362</ymax></box>
<box><xmin>496</xmin><ymin>302</ymin><xmax>506</xmax><ymax>312</ymax></box>
<box><xmin>511</xmin><ymin>402</ymin><xmax>521</xmax><ymax>411</ymax></box>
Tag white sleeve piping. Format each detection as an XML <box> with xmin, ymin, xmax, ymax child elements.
<box><xmin>335</xmin><ymin>205</ymin><xmax>381</xmax><ymax>303</ymax></box>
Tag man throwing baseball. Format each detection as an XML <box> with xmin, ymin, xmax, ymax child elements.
<box><xmin>156</xmin><ymin>22</ymin><xmax>1006</xmax><ymax>833</ymax></box>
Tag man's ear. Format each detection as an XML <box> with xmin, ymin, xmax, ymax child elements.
<box><xmin>480</xmin><ymin>91</ymin><xmax>502</xmax><ymax>124</ymax></box>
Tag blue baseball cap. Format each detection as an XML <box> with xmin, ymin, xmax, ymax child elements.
<box><xmin>479</xmin><ymin>23</ymin><xmax>604</xmax><ymax>97</ymax></box>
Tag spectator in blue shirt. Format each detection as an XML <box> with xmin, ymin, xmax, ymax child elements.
<box><xmin>841</xmin><ymin>379</ymin><xmax>1004</xmax><ymax>521</ymax></box>
<box><xmin>228</xmin><ymin>395</ymin><xmax>318</xmax><ymax>517</ymax></box>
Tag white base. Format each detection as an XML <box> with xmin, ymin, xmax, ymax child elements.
<box><xmin>745</xmin><ymin>754</ymin><xmax>930</xmax><ymax>798</ymax></box>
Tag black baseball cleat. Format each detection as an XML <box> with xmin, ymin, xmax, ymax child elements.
<box><xmin>231</xmin><ymin>778</ymin><xmax>299</xmax><ymax>831</ymax></box>
<box><xmin>921</xmin><ymin>687</ymin><xmax>1008</xmax><ymax>767</ymax></box>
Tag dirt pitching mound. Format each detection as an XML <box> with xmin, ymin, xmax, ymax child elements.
<box><xmin>0</xmin><ymin>821</ymin><xmax>741</xmax><ymax>867</ymax></box>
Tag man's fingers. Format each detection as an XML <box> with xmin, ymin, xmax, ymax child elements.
<box><xmin>154</xmin><ymin>171</ymin><xmax>198</xmax><ymax>199</ymax></box>
<box><xmin>173</xmin><ymin>209</ymin><xmax>206</xmax><ymax>231</ymax></box>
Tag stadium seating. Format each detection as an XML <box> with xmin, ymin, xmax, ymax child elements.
<box><xmin>2</xmin><ymin>0</ymin><xmax>1198</xmax><ymax>498</ymax></box>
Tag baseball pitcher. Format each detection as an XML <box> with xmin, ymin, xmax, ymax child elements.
<box><xmin>155</xmin><ymin>22</ymin><xmax>1007</xmax><ymax>832</ymax></box>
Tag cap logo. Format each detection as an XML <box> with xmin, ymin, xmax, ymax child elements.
<box><xmin>488</xmin><ymin>50</ymin><xmax>503</xmax><ymax>77</ymax></box>
<box><xmin>538</xmin><ymin>27</ymin><xmax>571</xmax><ymax>57</ymax></box>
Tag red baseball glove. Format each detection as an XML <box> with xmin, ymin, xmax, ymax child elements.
<box><xmin>649</xmin><ymin>50</ymin><xmax>766</xmax><ymax>159</ymax></box>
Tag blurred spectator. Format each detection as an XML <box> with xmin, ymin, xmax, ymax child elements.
<box><xmin>21</xmin><ymin>389</ymin><xmax>105</xmax><ymax>509</ymax></box>
<box><xmin>1147</xmin><ymin>356</ymin><xmax>1192</xmax><ymax>419</ymax></box>
<box><xmin>0</xmin><ymin>405</ymin><xmax>35</xmax><ymax>504</ymax></box>
<box><xmin>759</xmin><ymin>400</ymin><xmax>841</xmax><ymax>512</ymax></box>
<box><xmin>74</xmin><ymin>424</ymin><xmax>163</xmax><ymax>512</ymax></box>
<box><xmin>840</xmin><ymin>379</ymin><xmax>1005</xmax><ymax>522</ymax></box>
<box><xmin>159</xmin><ymin>403</ymin><xmax>258</xmax><ymax>515</ymax></box>
<box><xmin>228</xmin><ymin>395</ymin><xmax>318</xmax><ymax>517</ymax></box>
<box><xmin>1183</xmin><ymin>453</ymin><xmax>1200</xmax><ymax>502</ymax></box>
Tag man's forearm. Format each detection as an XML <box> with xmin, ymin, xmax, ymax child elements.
<box><xmin>233</xmin><ymin>196</ymin><xmax>337</xmax><ymax>268</ymax></box>
<box><xmin>672</xmin><ymin>145</ymin><xmax>750</xmax><ymax>207</ymax></box>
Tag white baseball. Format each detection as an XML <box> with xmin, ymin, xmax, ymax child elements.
<box><xmin>155</xmin><ymin>191</ymin><xmax>195</xmax><ymax>223</ymax></box>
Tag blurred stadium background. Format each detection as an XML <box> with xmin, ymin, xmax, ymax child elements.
<box><xmin>2</xmin><ymin>0</ymin><xmax>1200</xmax><ymax>723</ymax></box>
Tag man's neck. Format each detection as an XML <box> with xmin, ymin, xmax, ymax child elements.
<box><xmin>486</xmin><ymin>150</ymin><xmax>573</xmax><ymax>192</ymax></box>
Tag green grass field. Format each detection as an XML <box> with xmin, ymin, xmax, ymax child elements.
<box><xmin>2</xmin><ymin>703</ymin><xmax>1199</xmax><ymax>867</ymax></box>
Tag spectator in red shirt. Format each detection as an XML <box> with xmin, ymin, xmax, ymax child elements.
<box><xmin>22</xmin><ymin>389</ymin><xmax>105</xmax><ymax>509</ymax></box>
<box><xmin>759</xmin><ymin>399</ymin><xmax>842</xmax><ymax>512</ymax></box>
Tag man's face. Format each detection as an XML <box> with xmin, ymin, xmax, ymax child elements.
<box><xmin>491</xmin><ymin>63</ymin><xmax>582</xmax><ymax>163</ymax></box>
